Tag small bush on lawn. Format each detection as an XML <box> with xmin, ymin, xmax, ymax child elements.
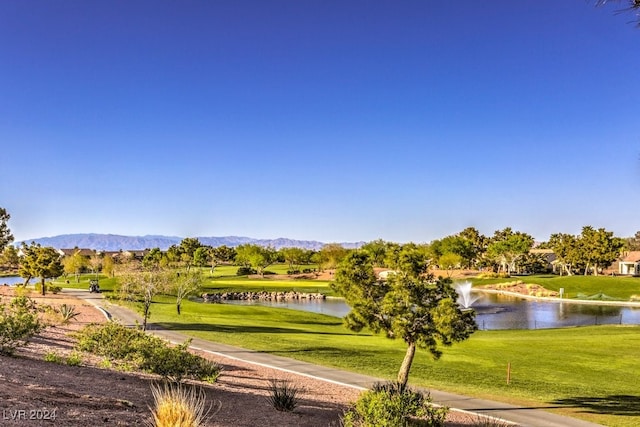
<box><xmin>341</xmin><ymin>381</ymin><xmax>448</xmax><ymax>427</ymax></box>
<box><xmin>267</xmin><ymin>379</ymin><xmax>300</xmax><ymax>412</ymax></box>
<box><xmin>0</xmin><ymin>296</ymin><xmax>44</xmax><ymax>355</ymax></box>
<box><xmin>75</xmin><ymin>323</ymin><xmax>221</xmax><ymax>382</ymax></box>
<box><xmin>236</xmin><ymin>267</ymin><xmax>257</xmax><ymax>276</ymax></box>
<box><xmin>148</xmin><ymin>382</ymin><xmax>214</xmax><ymax>427</ymax></box>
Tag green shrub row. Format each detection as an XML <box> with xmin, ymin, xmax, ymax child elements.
<box><xmin>475</xmin><ymin>272</ymin><xmax>510</xmax><ymax>279</ymax></box>
<box><xmin>75</xmin><ymin>322</ymin><xmax>221</xmax><ymax>383</ymax></box>
<box><xmin>34</xmin><ymin>282</ymin><xmax>62</xmax><ymax>294</ymax></box>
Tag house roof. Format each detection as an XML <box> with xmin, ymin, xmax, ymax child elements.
<box><xmin>621</xmin><ymin>251</ymin><xmax>640</xmax><ymax>263</ymax></box>
<box><xmin>60</xmin><ymin>248</ymin><xmax>96</xmax><ymax>257</ymax></box>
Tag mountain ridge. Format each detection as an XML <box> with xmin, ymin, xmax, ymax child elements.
<box><xmin>17</xmin><ymin>233</ymin><xmax>364</xmax><ymax>251</ymax></box>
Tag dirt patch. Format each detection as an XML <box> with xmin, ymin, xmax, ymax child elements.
<box><xmin>0</xmin><ymin>288</ymin><xmax>477</xmax><ymax>426</ymax></box>
<box><xmin>476</xmin><ymin>281</ymin><xmax>559</xmax><ymax>297</ymax></box>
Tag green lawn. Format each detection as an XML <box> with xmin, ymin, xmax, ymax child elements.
<box><xmin>145</xmin><ymin>296</ymin><xmax>640</xmax><ymax>427</ymax></box>
<box><xmin>471</xmin><ymin>274</ymin><xmax>640</xmax><ymax>301</ymax></box>
<box><xmin>199</xmin><ymin>265</ymin><xmax>335</xmax><ymax>296</ymax></box>
<box><xmin>51</xmin><ymin>274</ymin><xmax>118</xmax><ymax>293</ymax></box>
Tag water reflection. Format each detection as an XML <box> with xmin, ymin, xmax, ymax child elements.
<box><xmin>226</xmin><ymin>291</ymin><xmax>640</xmax><ymax>330</ymax></box>
<box><xmin>1</xmin><ymin>276</ymin><xmax>29</xmax><ymax>286</ymax></box>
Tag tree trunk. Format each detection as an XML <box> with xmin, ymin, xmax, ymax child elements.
<box><xmin>40</xmin><ymin>277</ymin><xmax>46</xmax><ymax>296</ymax></box>
<box><xmin>397</xmin><ymin>341</ymin><xmax>416</xmax><ymax>388</ymax></box>
<box><xmin>142</xmin><ymin>303</ymin><xmax>150</xmax><ymax>331</ymax></box>
<box><xmin>176</xmin><ymin>301</ymin><xmax>181</xmax><ymax>315</ymax></box>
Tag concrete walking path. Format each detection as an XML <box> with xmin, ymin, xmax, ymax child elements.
<box><xmin>67</xmin><ymin>289</ymin><xmax>603</xmax><ymax>427</ymax></box>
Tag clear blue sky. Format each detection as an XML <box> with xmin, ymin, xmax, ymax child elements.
<box><xmin>1</xmin><ymin>1</ymin><xmax>638</xmax><ymax>244</ymax></box>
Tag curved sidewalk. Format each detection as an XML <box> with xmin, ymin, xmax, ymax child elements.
<box><xmin>67</xmin><ymin>289</ymin><xmax>603</xmax><ymax>427</ymax></box>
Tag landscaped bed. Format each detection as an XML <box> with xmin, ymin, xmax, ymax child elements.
<box><xmin>0</xmin><ymin>288</ymin><xmax>477</xmax><ymax>426</ymax></box>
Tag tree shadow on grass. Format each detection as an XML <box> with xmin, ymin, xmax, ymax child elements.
<box><xmin>153</xmin><ymin>322</ymin><xmax>354</xmax><ymax>336</ymax></box>
<box><xmin>551</xmin><ymin>395</ymin><xmax>640</xmax><ymax>416</ymax></box>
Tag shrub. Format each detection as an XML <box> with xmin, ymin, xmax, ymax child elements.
<box><xmin>66</xmin><ymin>351</ymin><xmax>83</xmax><ymax>366</ymax></box>
<box><xmin>34</xmin><ymin>283</ymin><xmax>61</xmax><ymax>294</ymax></box>
<box><xmin>342</xmin><ymin>381</ymin><xmax>448</xmax><ymax>427</ymax></box>
<box><xmin>0</xmin><ymin>296</ymin><xmax>43</xmax><ymax>355</ymax></box>
<box><xmin>148</xmin><ymin>382</ymin><xmax>214</xmax><ymax>427</ymax></box>
<box><xmin>476</xmin><ymin>272</ymin><xmax>511</xmax><ymax>279</ymax></box>
<box><xmin>236</xmin><ymin>267</ymin><xmax>257</xmax><ymax>276</ymax></box>
<box><xmin>44</xmin><ymin>351</ymin><xmax>63</xmax><ymax>364</ymax></box>
<box><xmin>142</xmin><ymin>341</ymin><xmax>221</xmax><ymax>383</ymax></box>
<box><xmin>267</xmin><ymin>379</ymin><xmax>300</xmax><ymax>412</ymax></box>
<box><xmin>75</xmin><ymin>323</ymin><xmax>221</xmax><ymax>383</ymax></box>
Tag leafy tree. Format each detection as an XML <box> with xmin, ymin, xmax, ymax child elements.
<box><xmin>143</xmin><ymin>248</ymin><xmax>164</xmax><ymax>270</ymax></box>
<box><xmin>429</xmin><ymin>236</ymin><xmax>475</xmax><ymax>269</ymax></box>
<box><xmin>170</xmin><ymin>269</ymin><xmax>203</xmax><ymax>315</ymax></box>
<box><xmin>211</xmin><ymin>245</ymin><xmax>236</xmax><ymax>263</ymax></box>
<box><xmin>235</xmin><ymin>244</ymin><xmax>277</xmax><ymax>276</ymax></box>
<box><xmin>486</xmin><ymin>228</ymin><xmax>534</xmax><ymax>274</ymax></box>
<box><xmin>549</xmin><ymin>227</ymin><xmax>624</xmax><ymax>275</ymax></box>
<box><xmin>579</xmin><ymin>226</ymin><xmax>624</xmax><ymax>275</ymax></box>
<box><xmin>624</xmin><ymin>231</ymin><xmax>640</xmax><ymax>251</ymax></box>
<box><xmin>102</xmin><ymin>254</ymin><xmax>115</xmax><ymax>277</ymax></box>
<box><xmin>514</xmin><ymin>252</ymin><xmax>551</xmax><ymax>274</ymax></box>
<box><xmin>208</xmin><ymin>245</ymin><xmax>236</xmax><ymax>273</ymax></box>
<box><xmin>118</xmin><ymin>268</ymin><xmax>171</xmax><ymax>331</ymax></box>
<box><xmin>165</xmin><ymin>245</ymin><xmax>182</xmax><ymax>267</ymax></box>
<box><xmin>315</xmin><ymin>243</ymin><xmax>351</xmax><ymax>271</ymax></box>
<box><xmin>548</xmin><ymin>233</ymin><xmax>580</xmax><ymax>275</ymax></box>
<box><xmin>18</xmin><ymin>243</ymin><xmax>64</xmax><ymax>296</ymax></box>
<box><xmin>0</xmin><ymin>207</ymin><xmax>13</xmax><ymax>252</ymax></box>
<box><xmin>88</xmin><ymin>253</ymin><xmax>102</xmax><ymax>279</ymax></box>
<box><xmin>439</xmin><ymin>253</ymin><xmax>463</xmax><ymax>277</ymax></box>
<box><xmin>179</xmin><ymin>237</ymin><xmax>202</xmax><ymax>270</ymax></box>
<box><xmin>280</xmin><ymin>247</ymin><xmax>305</xmax><ymax>272</ymax></box>
<box><xmin>333</xmin><ymin>247</ymin><xmax>476</xmax><ymax>388</ymax></box>
<box><xmin>360</xmin><ymin>239</ymin><xmax>393</xmax><ymax>267</ymax></box>
<box><xmin>193</xmin><ymin>246</ymin><xmax>211</xmax><ymax>268</ymax></box>
<box><xmin>0</xmin><ymin>245</ymin><xmax>20</xmax><ymax>271</ymax></box>
<box><xmin>63</xmin><ymin>249</ymin><xmax>88</xmax><ymax>283</ymax></box>
<box><xmin>458</xmin><ymin>227</ymin><xmax>488</xmax><ymax>267</ymax></box>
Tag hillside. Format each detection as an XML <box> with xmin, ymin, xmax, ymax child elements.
<box><xmin>17</xmin><ymin>233</ymin><xmax>364</xmax><ymax>251</ymax></box>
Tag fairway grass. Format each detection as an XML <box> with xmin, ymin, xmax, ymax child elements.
<box><xmin>147</xmin><ymin>297</ymin><xmax>640</xmax><ymax>427</ymax></box>
<box><xmin>471</xmin><ymin>274</ymin><xmax>640</xmax><ymax>301</ymax></box>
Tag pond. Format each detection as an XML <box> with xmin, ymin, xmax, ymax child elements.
<box><xmin>1</xmin><ymin>276</ymin><xmax>29</xmax><ymax>286</ymax></box>
<box><xmin>225</xmin><ymin>292</ymin><xmax>640</xmax><ymax>330</ymax></box>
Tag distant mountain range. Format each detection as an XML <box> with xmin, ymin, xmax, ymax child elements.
<box><xmin>17</xmin><ymin>233</ymin><xmax>364</xmax><ymax>251</ymax></box>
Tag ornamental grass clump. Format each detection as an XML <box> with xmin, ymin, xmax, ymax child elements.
<box><xmin>148</xmin><ymin>382</ymin><xmax>214</xmax><ymax>427</ymax></box>
<box><xmin>267</xmin><ymin>379</ymin><xmax>300</xmax><ymax>412</ymax></box>
<box><xmin>57</xmin><ymin>304</ymin><xmax>80</xmax><ymax>324</ymax></box>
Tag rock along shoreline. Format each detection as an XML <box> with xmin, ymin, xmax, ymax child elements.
<box><xmin>202</xmin><ymin>291</ymin><xmax>326</xmax><ymax>303</ymax></box>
